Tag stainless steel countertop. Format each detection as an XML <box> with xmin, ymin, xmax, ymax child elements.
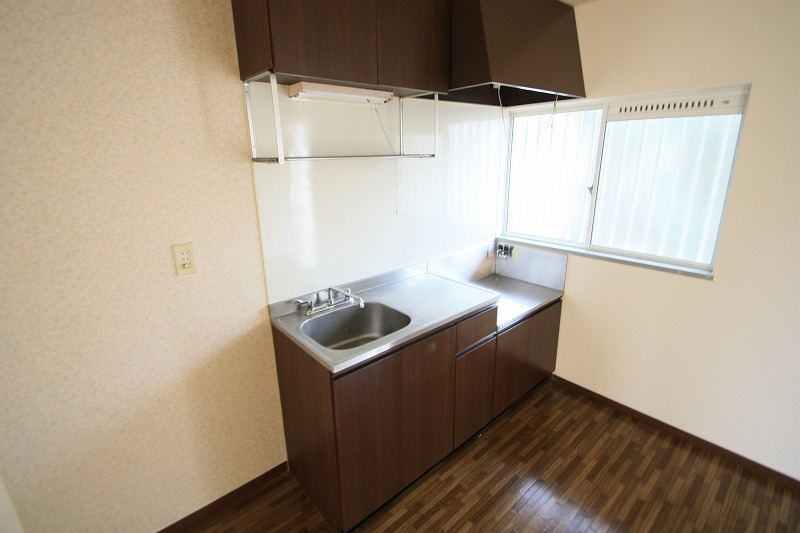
<box><xmin>471</xmin><ymin>275</ymin><xmax>563</xmax><ymax>330</ymax></box>
<box><xmin>271</xmin><ymin>273</ymin><xmax>499</xmax><ymax>374</ymax></box>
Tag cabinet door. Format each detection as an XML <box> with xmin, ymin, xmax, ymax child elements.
<box><xmin>267</xmin><ymin>0</ymin><xmax>378</xmax><ymax>85</ymax></box>
<box><xmin>376</xmin><ymin>0</ymin><xmax>451</xmax><ymax>92</ymax></box>
<box><xmin>454</xmin><ymin>337</ymin><xmax>496</xmax><ymax>447</ymax></box>
<box><xmin>272</xmin><ymin>328</ymin><xmax>341</xmax><ymax>529</ymax></box>
<box><xmin>493</xmin><ymin>301</ymin><xmax>562</xmax><ymax>417</ymax></box>
<box><xmin>334</xmin><ymin>327</ymin><xmax>455</xmax><ymax>530</ymax></box>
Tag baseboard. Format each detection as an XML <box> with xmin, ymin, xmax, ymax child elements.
<box><xmin>550</xmin><ymin>375</ymin><xmax>800</xmax><ymax>492</ymax></box>
<box><xmin>159</xmin><ymin>462</ymin><xmax>288</xmax><ymax>532</ymax></box>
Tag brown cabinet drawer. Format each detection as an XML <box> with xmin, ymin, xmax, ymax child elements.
<box><xmin>456</xmin><ymin>306</ymin><xmax>497</xmax><ymax>353</ymax></box>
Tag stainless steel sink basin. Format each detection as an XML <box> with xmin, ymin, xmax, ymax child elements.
<box><xmin>300</xmin><ymin>302</ymin><xmax>411</xmax><ymax>350</ymax></box>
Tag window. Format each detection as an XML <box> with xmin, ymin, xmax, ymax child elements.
<box><xmin>504</xmin><ymin>86</ymin><xmax>749</xmax><ymax>276</ymax></box>
<box><xmin>506</xmin><ymin>108</ymin><xmax>602</xmax><ymax>244</ymax></box>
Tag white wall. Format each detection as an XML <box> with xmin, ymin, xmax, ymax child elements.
<box><xmin>251</xmin><ymin>86</ymin><xmax>505</xmax><ymax>303</ymax></box>
<box><xmin>0</xmin><ymin>2</ymin><xmax>286</xmax><ymax>531</ymax></box>
<box><xmin>557</xmin><ymin>0</ymin><xmax>800</xmax><ymax>480</ymax></box>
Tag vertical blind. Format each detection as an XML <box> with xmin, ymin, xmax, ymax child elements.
<box><xmin>592</xmin><ymin>114</ymin><xmax>742</xmax><ymax>265</ymax></box>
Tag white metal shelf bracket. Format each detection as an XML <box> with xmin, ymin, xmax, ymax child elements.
<box><xmin>244</xmin><ymin>73</ymin><xmax>438</xmax><ymax>164</ymax></box>
<box><xmin>268</xmin><ymin>72</ymin><xmax>285</xmax><ymax>164</ymax></box>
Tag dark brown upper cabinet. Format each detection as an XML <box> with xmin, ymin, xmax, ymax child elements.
<box><xmin>376</xmin><ymin>0</ymin><xmax>450</xmax><ymax>93</ymax></box>
<box><xmin>231</xmin><ymin>0</ymin><xmax>451</xmax><ymax>95</ymax></box>
<box><xmin>266</xmin><ymin>0</ymin><xmax>378</xmax><ymax>86</ymax></box>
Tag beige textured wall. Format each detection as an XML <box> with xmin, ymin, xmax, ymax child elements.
<box><xmin>558</xmin><ymin>0</ymin><xmax>800</xmax><ymax>480</ymax></box>
<box><xmin>0</xmin><ymin>1</ymin><xmax>286</xmax><ymax>531</ymax></box>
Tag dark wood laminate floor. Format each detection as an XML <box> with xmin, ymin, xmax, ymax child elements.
<box><xmin>187</xmin><ymin>381</ymin><xmax>800</xmax><ymax>532</ymax></box>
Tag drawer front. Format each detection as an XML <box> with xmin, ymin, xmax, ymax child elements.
<box><xmin>456</xmin><ymin>306</ymin><xmax>497</xmax><ymax>354</ymax></box>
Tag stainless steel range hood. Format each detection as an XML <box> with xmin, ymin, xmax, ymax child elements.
<box><xmin>443</xmin><ymin>0</ymin><xmax>586</xmax><ymax>106</ymax></box>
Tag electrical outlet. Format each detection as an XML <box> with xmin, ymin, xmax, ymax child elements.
<box><xmin>172</xmin><ymin>242</ymin><xmax>197</xmax><ymax>276</ymax></box>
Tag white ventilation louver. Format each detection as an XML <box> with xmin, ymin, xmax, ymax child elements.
<box><xmin>607</xmin><ymin>89</ymin><xmax>748</xmax><ymax>120</ymax></box>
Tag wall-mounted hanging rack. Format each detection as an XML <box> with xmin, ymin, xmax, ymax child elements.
<box><xmin>244</xmin><ymin>73</ymin><xmax>438</xmax><ymax>164</ymax></box>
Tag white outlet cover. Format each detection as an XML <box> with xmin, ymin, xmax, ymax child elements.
<box><xmin>172</xmin><ymin>243</ymin><xmax>197</xmax><ymax>276</ymax></box>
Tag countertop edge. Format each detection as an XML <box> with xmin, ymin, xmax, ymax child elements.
<box><xmin>270</xmin><ymin>273</ymin><xmax>565</xmax><ymax>374</ymax></box>
<box><xmin>470</xmin><ymin>275</ymin><xmax>564</xmax><ymax>331</ymax></box>
<box><xmin>496</xmin><ymin>292</ymin><xmax>562</xmax><ymax>331</ymax></box>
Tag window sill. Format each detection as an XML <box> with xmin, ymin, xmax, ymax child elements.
<box><xmin>498</xmin><ymin>235</ymin><xmax>714</xmax><ymax>280</ymax></box>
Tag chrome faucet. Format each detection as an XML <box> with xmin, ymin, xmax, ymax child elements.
<box><xmin>328</xmin><ymin>286</ymin><xmax>365</xmax><ymax>308</ymax></box>
<box><xmin>295</xmin><ymin>287</ymin><xmax>364</xmax><ymax>316</ymax></box>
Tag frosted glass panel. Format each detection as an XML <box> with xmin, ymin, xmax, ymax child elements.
<box><xmin>506</xmin><ymin>109</ymin><xmax>602</xmax><ymax>243</ymax></box>
<box><xmin>592</xmin><ymin>114</ymin><xmax>741</xmax><ymax>265</ymax></box>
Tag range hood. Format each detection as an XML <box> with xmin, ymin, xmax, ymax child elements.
<box><xmin>442</xmin><ymin>0</ymin><xmax>586</xmax><ymax>106</ymax></box>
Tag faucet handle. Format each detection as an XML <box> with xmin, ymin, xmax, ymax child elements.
<box><xmin>294</xmin><ymin>299</ymin><xmax>314</xmax><ymax>315</ymax></box>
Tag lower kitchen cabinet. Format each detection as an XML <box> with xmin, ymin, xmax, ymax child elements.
<box><xmin>493</xmin><ymin>300</ymin><xmax>562</xmax><ymax>417</ymax></box>
<box><xmin>333</xmin><ymin>327</ymin><xmax>455</xmax><ymax>530</ymax></box>
<box><xmin>273</xmin><ymin>323</ymin><xmax>457</xmax><ymax>532</ymax></box>
<box><xmin>272</xmin><ymin>328</ymin><xmax>342</xmax><ymax>529</ymax></box>
<box><xmin>454</xmin><ymin>337</ymin><xmax>497</xmax><ymax>447</ymax></box>
<box><xmin>272</xmin><ymin>299</ymin><xmax>561</xmax><ymax>532</ymax></box>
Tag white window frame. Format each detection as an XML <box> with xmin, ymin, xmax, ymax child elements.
<box><xmin>502</xmin><ymin>84</ymin><xmax>750</xmax><ymax>278</ymax></box>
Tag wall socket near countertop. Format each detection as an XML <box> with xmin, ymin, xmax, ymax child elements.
<box><xmin>172</xmin><ymin>242</ymin><xmax>197</xmax><ymax>276</ymax></box>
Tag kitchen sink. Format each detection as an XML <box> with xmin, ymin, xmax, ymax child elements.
<box><xmin>300</xmin><ymin>302</ymin><xmax>411</xmax><ymax>350</ymax></box>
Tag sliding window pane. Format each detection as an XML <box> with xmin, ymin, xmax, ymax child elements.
<box><xmin>592</xmin><ymin>114</ymin><xmax>741</xmax><ymax>265</ymax></box>
<box><xmin>506</xmin><ymin>109</ymin><xmax>602</xmax><ymax>244</ymax></box>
